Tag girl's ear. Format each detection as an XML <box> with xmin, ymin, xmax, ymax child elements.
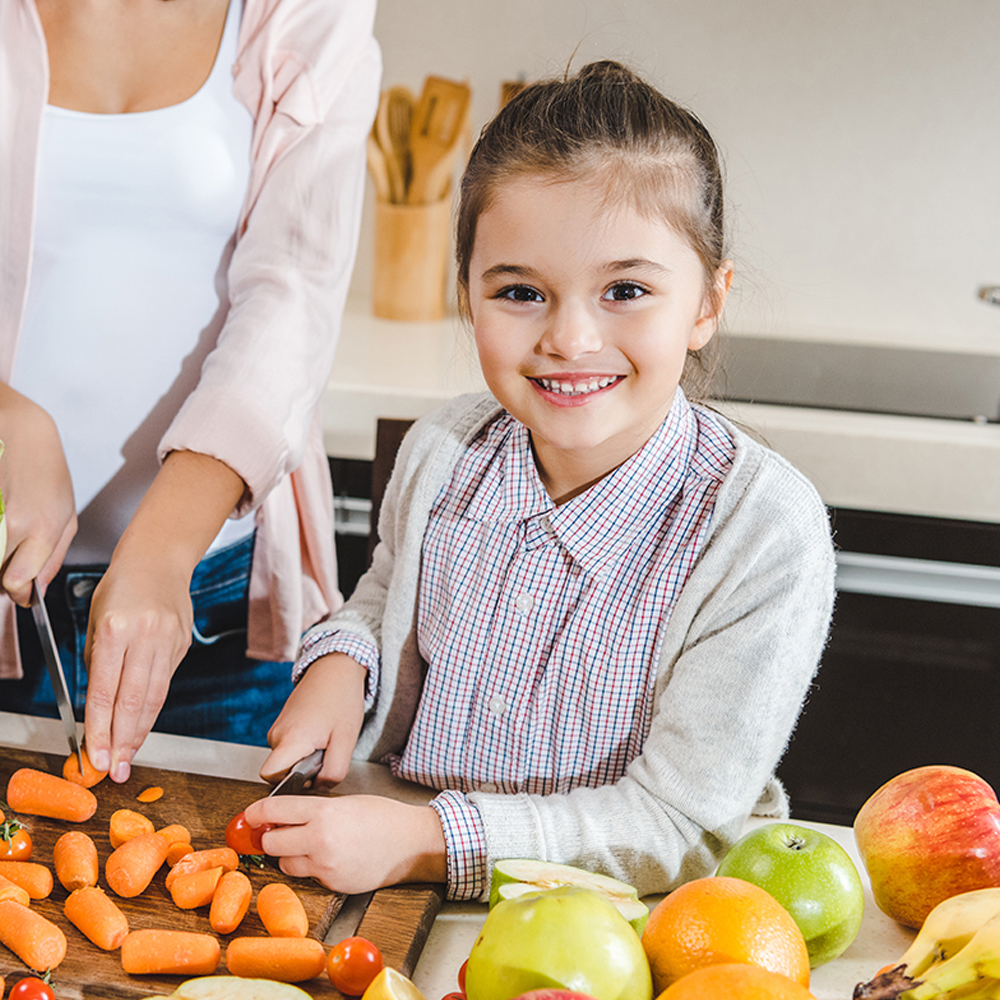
<box><xmin>689</xmin><ymin>261</ymin><xmax>734</xmax><ymax>351</ymax></box>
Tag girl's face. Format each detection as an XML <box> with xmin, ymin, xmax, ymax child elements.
<box><xmin>468</xmin><ymin>174</ymin><xmax>731</xmax><ymax>503</ymax></box>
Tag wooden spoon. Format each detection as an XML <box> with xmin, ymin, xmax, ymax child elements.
<box><xmin>375</xmin><ymin>85</ymin><xmax>413</xmax><ymax>204</ymax></box>
<box><xmin>407</xmin><ymin>76</ymin><xmax>471</xmax><ymax>205</ymax></box>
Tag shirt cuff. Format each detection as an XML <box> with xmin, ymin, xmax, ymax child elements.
<box><xmin>293</xmin><ymin>629</ymin><xmax>380</xmax><ymax>711</ymax></box>
<box><xmin>430</xmin><ymin>790</ymin><xmax>489</xmax><ymax>901</ymax></box>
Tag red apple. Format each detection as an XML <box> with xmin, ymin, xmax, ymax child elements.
<box><xmin>854</xmin><ymin>764</ymin><xmax>1000</xmax><ymax>928</ymax></box>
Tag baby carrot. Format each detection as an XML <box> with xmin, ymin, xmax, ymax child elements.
<box><xmin>225</xmin><ymin>936</ymin><xmax>326</xmax><ymax>982</ymax></box>
<box><xmin>169</xmin><ymin>866</ymin><xmax>223</xmax><ymax>910</ymax></box>
<box><xmin>64</xmin><ymin>886</ymin><xmax>129</xmax><ymax>951</ymax></box>
<box><xmin>120</xmin><ymin>928</ymin><xmax>221</xmax><ymax>975</ymax></box>
<box><xmin>105</xmin><ymin>832</ymin><xmax>169</xmax><ymax>898</ymax></box>
<box><xmin>257</xmin><ymin>882</ymin><xmax>309</xmax><ymax>937</ymax></box>
<box><xmin>164</xmin><ymin>847</ymin><xmax>238</xmax><ymax>891</ymax></box>
<box><xmin>0</xmin><ymin>861</ymin><xmax>53</xmax><ymax>899</ymax></box>
<box><xmin>0</xmin><ymin>873</ymin><xmax>30</xmax><ymax>906</ymax></box>
<box><xmin>166</xmin><ymin>841</ymin><xmax>194</xmax><ymax>867</ymax></box>
<box><xmin>155</xmin><ymin>823</ymin><xmax>191</xmax><ymax>846</ymax></box>
<box><xmin>6</xmin><ymin>767</ymin><xmax>97</xmax><ymax>822</ymax></box>
<box><xmin>53</xmin><ymin>830</ymin><xmax>99</xmax><ymax>891</ymax></box>
<box><xmin>0</xmin><ymin>898</ymin><xmax>67</xmax><ymax>970</ymax></box>
<box><xmin>62</xmin><ymin>746</ymin><xmax>108</xmax><ymax>788</ymax></box>
<box><xmin>209</xmin><ymin>870</ymin><xmax>252</xmax><ymax>934</ymax></box>
<box><xmin>109</xmin><ymin>808</ymin><xmax>155</xmax><ymax>849</ymax></box>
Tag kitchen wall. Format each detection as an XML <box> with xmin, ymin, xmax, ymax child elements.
<box><xmin>353</xmin><ymin>0</ymin><xmax>1000</xmax><ymax>357</ymax></box>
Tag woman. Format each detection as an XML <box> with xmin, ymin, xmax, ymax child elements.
<box><xmin>0</xmin><ymin>0</ymin><xmax>381</xmax><ymax>782</ymax></box>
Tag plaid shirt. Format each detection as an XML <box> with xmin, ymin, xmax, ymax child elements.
<box><xmin>299</xmin><ymin>391</ymin><xmax>735</xmax><ymax>899</ymax></box>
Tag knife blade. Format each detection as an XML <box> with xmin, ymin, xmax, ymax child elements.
<box><xmin>267</xmin><ymin>748</ymin><xmax>325</xmax><ymax>797</ymax></box>
<box><xmin>30</xmin><ymin>580</ymin><xmax>84</xmax><ymax>773</ymax></box>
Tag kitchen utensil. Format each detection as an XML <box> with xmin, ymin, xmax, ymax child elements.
<box><xmin>500</xmin><ymin>79</ymin><xmax>528</xmax><ymax>108</ymax></box>
<box><xmin>376</xmin><ymin>85</ymin><xmax>414</xmax><ymax>204</ymax></box>
<box><xmin>29</xmin><ymin>581</ymin><xmax>84</xmax><ymax>773</ymax></box>
<box><xmin>267</xmin><ymin>747</ymin><xmax>325</xmax><ymax>796</ymax></box>
<box><xmin>407</xmin><ymin>75</ymin><xmax>471</xmax><ymax>205</ymax></box>
<box><xmin>367</xmin><ymin>130</ymin><xmax>392</xmax><ymax>202</ymax></box>
<box><xmin>0</xmin><ymin>745</ymin><xmax>442</xmax><ymax>998</ymax></box>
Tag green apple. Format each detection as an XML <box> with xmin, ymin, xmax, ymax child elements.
<box><xmin>465</xmin><ymin>886</ymin><xmax>652</xmax><ymax>1000</ymax></box>
<box><xmin>715</xmin><ymin>822</ymin><xmax>864</xmax><ymax>967</ymax></box>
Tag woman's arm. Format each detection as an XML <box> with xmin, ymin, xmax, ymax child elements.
<box><xmin>83</xmin><ymin>450</ymin><xmax>244</xmax><ymax>781</ymax></box>
<box><xmin>0</xmin><ymin>383</ymin><xmax>77</xmax><ymax>605</ymax></box>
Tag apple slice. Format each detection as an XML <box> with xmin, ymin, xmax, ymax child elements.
<box><xmin>489</xmin><ymin>859</ymin><xmax>648</xmax><ymax>933</ymax></box>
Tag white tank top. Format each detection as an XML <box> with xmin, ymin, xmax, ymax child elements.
<box><xmin>14</xmin><ymin>0</ymin><xmax>254</xmax><ymax>563</ymax></box>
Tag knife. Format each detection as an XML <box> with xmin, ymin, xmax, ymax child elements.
<box><xmin>267</xmin><ymin>748</ymin><xmax>326</xmax><ymax>797</ymax></box>
<box><xmin>30</xmin><ymin>580</ymin><xmax>85</xmax><ymax>773</ymax></box>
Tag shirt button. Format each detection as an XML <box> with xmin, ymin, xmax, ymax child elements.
<box><xmin>488</xmin><ymin>695</ymin><xmax>507</xmax><ymax>716</ymax></box>
<box><xmin>539</xmin><ymin>515</ymin><xmax>555</xmax><ymax>535</ymax></box>
<box><xmin>514</xmin><ymin>593</ymin><xmax>534</xmax><ymax>614</ymax></box>
<box><xmin>480</xmin><ymin>782</ymin><xmax>498</xmax><ymax>793</ymax></box>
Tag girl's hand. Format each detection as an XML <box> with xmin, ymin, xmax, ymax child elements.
<box><xmin>261</xmin><ymin>653</ymin><xmax>367</xmax><ymax>789</ymax></box>
<box><xmin>243</xmin><ymin>794</ymin><xmax>447</xmax><ymax>894</ymax></box>
<box><xmin>0</xmin><ymin>385</ymin><xmax>77</xmax><ymax>605</ymax></box>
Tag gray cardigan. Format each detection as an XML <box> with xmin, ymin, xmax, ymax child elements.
<box><xmin>310</xmin><ymin>392</ymin><xmax>836</xmax><ymax>897</ymax></box>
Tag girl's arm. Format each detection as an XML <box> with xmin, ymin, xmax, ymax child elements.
<box><xmin>0</xmin><ymin>383</ymin><xmax>77</xmax><ymax>605</ymax></box>
<box><xmin>83</xmin><ymin>450</ymin><xmax>244</xmax><ymax>781</ymax></box>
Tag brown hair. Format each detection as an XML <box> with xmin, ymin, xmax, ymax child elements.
<box><xmin>455</xmin><ymin>60</ymin><xmax>728</xmax><ymax>398</ymax></box>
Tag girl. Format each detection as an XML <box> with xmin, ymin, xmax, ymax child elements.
<box><xmin>246</xmin><ymin>60</ymin><xmax>836</xmax><ymax>901</ymax></box>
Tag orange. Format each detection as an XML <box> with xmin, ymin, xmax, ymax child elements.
<box><xmin>656</xmin><ymin>963</ymin><xmax>816</xmax><ymax>999</ymax></box>
<box><xmin>640</xmin><ymin>876</ymin><xmax>810</xmax><ymax>994</ymax></box>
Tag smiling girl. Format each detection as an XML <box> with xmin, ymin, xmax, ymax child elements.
<box><xmin>246</xmin><ymin>61</ymin><xmax>837</xmax><ymax>901</ymax></box>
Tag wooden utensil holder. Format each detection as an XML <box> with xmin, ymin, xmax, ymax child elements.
<box><xmin>373</xmin><ymin>196</ymin><xmax>451</xmax><ymax>321</ymax></box>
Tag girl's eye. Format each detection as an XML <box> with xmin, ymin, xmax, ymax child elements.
<box><xmin>498</xmin><ymin>285</ymin><xmax>543</xmax><ymax>303</ymax></box>
<box><xmin>603</xmin><ymin>282</ymin><xmax>648</xmax><ymax>302</ymax></box>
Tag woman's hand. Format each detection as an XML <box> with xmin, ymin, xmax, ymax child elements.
<box><xmin>243</xmin><ymin>794</ymin><xmax>447</xmax><ymax>894</ymax></box>
<box><xmin>261</xmin><ymin>653</ymin><xmax>367</xmax><ymax>789</ymax></box>
<box><xmin>84</xmin><ymin>450</ymin><xmax>246</xmax><ymax>783</ymax></box>
<box><xmin>0</xmin><ymin>384</ymin><xmax>77</xmax><ymax>605</ymax></box>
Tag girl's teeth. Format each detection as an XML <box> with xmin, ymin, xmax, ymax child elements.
<box><xmin>538</xmin><ymin>376</ymin><xmax>617</xmax><ymax>396</ymax></box>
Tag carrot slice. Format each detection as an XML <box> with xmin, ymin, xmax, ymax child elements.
<box><xmin>109</xmin><ymin>808</ymin><xmax>155</xmax><ymax>849</ymax></box>
<box><xmin>105</xmin><ymin>832</ymin><xmax>169</xmax><ymax>898</ymax></box>
<box><xmin>257</xmin><ymin>882</ymin><xmax>309</xmax><ymax>938</ymax></box>
<box><xmin>120</xmin><ymin>928</ymin><xmax>221</xmax><ymax>975</ymax></box>
<box><xmin>0</xmin><ymin>874</ymin><xmax>30</xmax><ymax>906</ymax></box>
<box><xmin>0</xmin><ymin>861</ymin><xmax>53</xmax><ymax>900</ymax></box>
<box><xmin>169</xmin><ymin>866</ymin><xmax>223</xmax><ymax>910</ymax></box>
<box><xmin>209</xmin><ymin>870</ymin><xmax>252</xmax><ymax>935</ymax></box>
<box><xmin>64</xmin><ymin>886</ymin><xmax>130</xmax><ymax>951</ymax></box>
<box><xmin>136</xmin><ymin>786</ymin><xmax>163</xmax><ymax>803</ymax></box>
<box><xmin>62</xmin><ymin>746</ymin><xmax>108</xmax><ymax>788</ymax></box>
<box><xmin>0</xmin><ymin>898</ymin><xmax>67</xmax><ymax>970</ymax></box>
<box><xmin>166</xmin><ymin>841</ymin><xmax>195</xmax><ymax>867</ymax></box>
<box><xmin>6</xmin><ymin>768</ymin><xmax>97</xmax><ymax>822</ymax></box>
<box><xmin>225</xmin><ymin>936</ymin><xmax>326</xmax><ymax>982</ymax></box>
<box><xmin>53</xmin><ymin>830</ymin><xmax>99</xmax><ymax>891</ymax></box>
<box><xmin>155</xmin><ymin>823</ymin><xmax>191</xmax><ymax>846</ymax></box>
<box><xmin>165</xmin><ymin>847</ymin><xmax>238</xmax><ymax>891</ymax></box>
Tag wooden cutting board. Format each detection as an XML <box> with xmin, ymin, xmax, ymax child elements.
<box><xmin>0</xmin><ymin>746</ymin><xmax>444</xmax><ymax>999</ymax></box>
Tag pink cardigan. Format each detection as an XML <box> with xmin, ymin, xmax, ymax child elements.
<box><xmin>0</xmin><ymin>0</ymin><xmax>381</xmax><ymax>675</ymax></box>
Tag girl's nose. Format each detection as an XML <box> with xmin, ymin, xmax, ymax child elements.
<box><xmin>539</xmin><ymin>301</ymin><xmax>603</xmax><ymax>360</ymax></box>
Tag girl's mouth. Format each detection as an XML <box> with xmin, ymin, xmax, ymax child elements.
<box><xmin>530</xmin><ymin>375</ymin><xmax>624</xmax><ymax>397</ymax></box>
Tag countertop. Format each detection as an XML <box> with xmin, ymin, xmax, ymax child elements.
<box><xmin>0</xmin><ymin>712</ymin><xmax>916</xmax><ymax>1000</ymax></box>
<box><xmin>322</xmin><ymin>302</ymin><xmax>1000</xmax><ymax>524</ymax></box>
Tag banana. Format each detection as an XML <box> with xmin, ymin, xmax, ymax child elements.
<box><xmin>901</xmin><ymin>890</ymin><xmax>1000</xmax><ymax>979</ymax></box>
<box><xmin>904</xmin><ymin>911</ymin><xmax>1000</xmax><ymax>1000</ymax></box>
<box><xmin>937</xmin><ymin>978</ymin><xmax>1000</xmax><ymax>999</ymax></box>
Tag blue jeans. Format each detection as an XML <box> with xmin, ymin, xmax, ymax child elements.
<box><xmin>2</xmin><ymin>533</ymin><xmax>292</xmax><ymax>746</ymax></box>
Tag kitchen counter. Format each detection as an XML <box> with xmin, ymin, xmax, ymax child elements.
<box><xmin>322</xmin><ymin>303</ymin><xmax>1000</xmax><ymax>524</ymax></box>
<box><xmin>1</xmin><ymin>712</ymin><xmax>915</xmax><ymax>1000</ymax></box>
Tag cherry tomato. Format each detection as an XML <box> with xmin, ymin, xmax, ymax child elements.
<box><xmin>441</xmin><ymin>993</ymin><xmax>465</xmax><ymax>1000</ymax></box>
<box><xmin>0</xmin><ymin>819</ymin><xmax>32</xmax><ymax>861</ymax></box>
<box><xmin>10</xmin><ymin>976</ymin><xmax>55</xmax><ymax>1000</ymax></box>
<box><xmin>326</xmin><ymin>936</ymin><xmax>384</xmax><ymax>996</ymax></box>
<box><xmin>225</xmin><ymin>811</ymin><xmax>274</xmax><ymax>855</ymax></box>
<box><xmin>457</xmin><ymin>958</ymin><xmax>468</xmax><ymax>995</ymax></box>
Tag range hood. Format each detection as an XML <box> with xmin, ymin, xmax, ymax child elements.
<box><xmin>712</xmin><ymin>337</ymin><xmax>1000</xmax><ymax>423</ymax></box>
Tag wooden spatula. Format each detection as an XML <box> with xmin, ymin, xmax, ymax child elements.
<box><xmin>376</xmin><ymin>85</ymin><xmax>413</xmax><ymax>204</ymax></box>
<box><xmin>407</xmin><ymin>75</ymin><xmax>471</xmax><ymax>205</ymax></box>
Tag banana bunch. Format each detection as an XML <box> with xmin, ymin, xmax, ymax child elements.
<box><xmin>854</xmin><ymin>888</ymin><xmax>1000</xmax><ymax>999</ymax></box>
